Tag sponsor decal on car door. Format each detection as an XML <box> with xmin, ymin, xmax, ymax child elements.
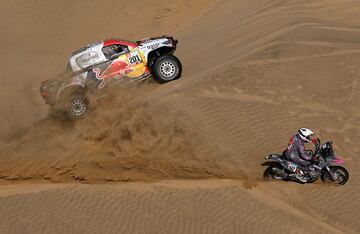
<box><xmin>124</xmin><ymin>49</ymin><xmax>147</xmax><ymax>78</ymax></box>
<box><xmin>87</xmin><ymin>49</ymin><xmax>148</xmax><ymax>88</ymax></box>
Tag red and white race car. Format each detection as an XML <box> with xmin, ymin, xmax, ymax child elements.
<box><xmin>40</xmin><ymin>35</ymin><xmax>182</xmax><ymax>119</ymax></box>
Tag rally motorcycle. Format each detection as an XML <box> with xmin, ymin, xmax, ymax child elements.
<box><xmin>262</xmin><ymin>139</ymin><xmax>349</xmax><ymax>185</ymax></box>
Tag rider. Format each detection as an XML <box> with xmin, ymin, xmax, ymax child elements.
<box><xmin>284</xmin><ymin>128</ymin><xmax>315</xmax><ymax>182</ymax></box>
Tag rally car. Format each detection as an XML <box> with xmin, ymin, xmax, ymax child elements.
<box><xmin>40</xmin><ymin>35</ymin><xmax>182</xmax><ymax>119</ymax></box>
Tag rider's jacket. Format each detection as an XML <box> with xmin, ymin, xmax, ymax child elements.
<box><xmin>285</xmin><ymin>134</ymin><xmax>312</xmax><ymax>161</ymax></box>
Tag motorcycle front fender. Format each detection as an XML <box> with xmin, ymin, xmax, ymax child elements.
<box><xmin>331</xmin><ymin>157</ymin><xmax>344</xmax><ymax>164</ymax></box>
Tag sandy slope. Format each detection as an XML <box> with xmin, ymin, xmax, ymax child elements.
<box><xmin>0</xmin><ymin>0</ymin><xmax>216</xmax><ymax>140</ymax></box>
<box><xmin>1</xmin><ymin>0</ymin><xmax>360</xmax><ymax>233</ymax></box>
<box><xmin>0</xmin><ymin>180</ymin><xmax>350</xmax><ymax>234</ymax></box>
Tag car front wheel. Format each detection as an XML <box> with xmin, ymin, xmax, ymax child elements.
<box><xmin>152</xmin><ymin>54</ymin><xmax>182</xmax><ymax>83</ymax></box>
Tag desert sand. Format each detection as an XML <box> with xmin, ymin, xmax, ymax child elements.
<box><xmin>0</xmin><ymin>0</ymin><xmax>359</xmax><ymax>233</ymax></box>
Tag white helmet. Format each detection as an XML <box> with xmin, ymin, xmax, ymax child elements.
<box><xmin>297</xmin><ymin>128</ymin><xmax>314</xmax><ymax>143</ymax></box>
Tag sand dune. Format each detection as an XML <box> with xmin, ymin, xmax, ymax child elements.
<box><xmin>0</xmin><ymin>0</ymin><xmax>360</xmax><ymax>233</ymax></box>
<box><xmin>0</xmin><ymin>0</ymin><xmax>216</xmax><ymax>141</ymax></box>
<box><xmin>0</xmin><ymin>181</ymin><xmax>351</xmax><ymax>234</ymax></box>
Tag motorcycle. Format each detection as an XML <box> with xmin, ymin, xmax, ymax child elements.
<box><xmin>262</xmin><ymin>139</ymin><xmax>349</xmax><ymax>185</ymax></box>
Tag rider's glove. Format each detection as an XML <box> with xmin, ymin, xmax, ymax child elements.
<box><xmin>312</xmin><ymin>138</ymin><xmax>320</xmax><ymax>146</ymax></box>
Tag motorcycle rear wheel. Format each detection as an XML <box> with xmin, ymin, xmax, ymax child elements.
<box><xmin>263</xmin><ymin>166</ymin><xmax>284</xmax><ymax>181</ymax></box>
<box><xmin>321</xmin><ymin>166</ymin><xmax>349</xmax><ymax>185</ymax></box>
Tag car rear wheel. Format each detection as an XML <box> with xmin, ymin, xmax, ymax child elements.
<box><xmin>69</xmin><ymin>96</ymin><xmax>88</xmax><ymax>118</ymax></box>
<box><xmin>58</xmin><ymin>88</ymin><xmax>89</xmax><ymax>120</ymax></box>
<box><xmin>65</xmin><ymin>94</ymin><xmax>88</xmax><ymax>120</ymax></box>
<box><xmin>152</xmin><ymin>54</ymin><xmax>182</xmax><ymax>83</ymax></box>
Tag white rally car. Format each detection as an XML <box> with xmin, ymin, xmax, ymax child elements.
<box><xmin>40</xmin><ymin>35</ymin><xmax>182</xmax><ymax>119</ymax></box>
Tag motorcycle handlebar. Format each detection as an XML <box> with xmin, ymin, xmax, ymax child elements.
<box><xmin>311</xmin><ymin>138</ymin><xmax>320</xmax><ymax>145</ymax></box>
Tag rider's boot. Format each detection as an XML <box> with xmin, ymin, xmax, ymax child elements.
<box><xmin>295</xmin><ymin>168</ymin><xmax>307</xmax><ymax>183</ymax></box>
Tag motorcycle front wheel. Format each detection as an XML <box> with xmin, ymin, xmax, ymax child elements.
<box><xmin>321</xmin><ymin>166</ymin><xmax>349</xmax><ymax>185</ymax></box>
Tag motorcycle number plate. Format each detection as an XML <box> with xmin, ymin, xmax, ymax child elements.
<box><xmin>288</xmin><ymin>162</ymin><xmax>297</xmax><ymax>172</ymax></box>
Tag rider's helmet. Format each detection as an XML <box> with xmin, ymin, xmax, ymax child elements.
<box><xmin>297</xmin><ymin>128</ymin><xmax>314</xmax><ymax>143</ymax></box>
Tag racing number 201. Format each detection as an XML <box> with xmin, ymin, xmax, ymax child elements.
<box><xmin>129</xmin><ymin>54</ymin><xmax>141</xmax><ymax>65</ymax></box>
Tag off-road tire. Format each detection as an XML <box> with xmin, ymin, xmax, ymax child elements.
<box><xmin>152</xmin><ymin>54</ymin><xmax>182</xmax><ymax>83</ymax></box>
<box><xmin>263</xmin><ymin>166</ymin><xmax>282</xmax><ymax>181</ymax></box>
<box><xmin>321</xmin><ymin>166</ymin><xmax>349</xmax><ymax>185</ymax></box>
<box><xmin>58</xmin><ymin>89</ymin><xmax>89</xmax><ymax>120</ymax></box>
<box><xmin>66</xmin><ymin>94</ymin><xmax>88</xmax><ymax>120</ymax></box>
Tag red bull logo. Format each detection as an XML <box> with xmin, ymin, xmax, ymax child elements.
<box><xmin>92</xmin><ymin>59</ymin><xmax>133</xmax><ymax>88</ymax></box>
